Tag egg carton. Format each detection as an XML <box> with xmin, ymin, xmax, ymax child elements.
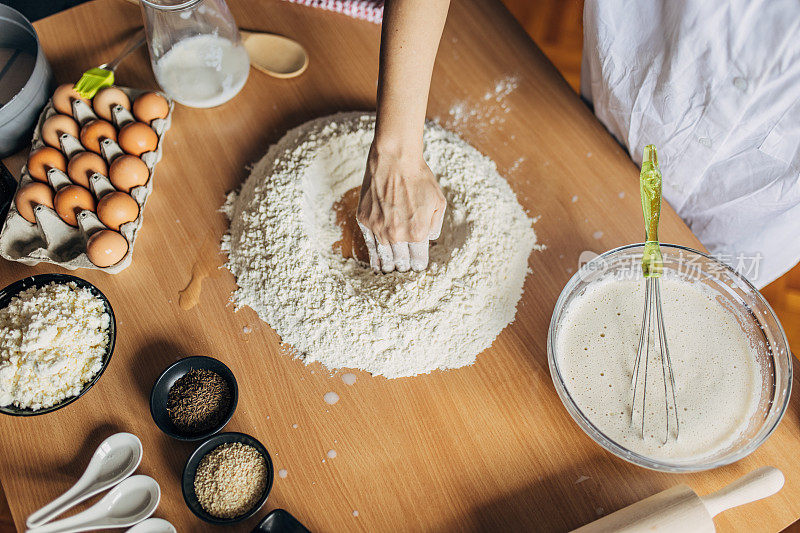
<box><xmin>0</xmin><ymin>85</ymin><xmax>173</xmax><ymax>273</ymax></box>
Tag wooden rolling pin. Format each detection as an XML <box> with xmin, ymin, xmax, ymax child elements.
<box><xmin>572</xmin><ymin>467</ymin><xmax>784</xmax><ymax>532</ymax></box>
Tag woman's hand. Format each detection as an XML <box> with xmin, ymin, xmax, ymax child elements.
<box><xmin>357</xmin><ymin>142</ymin><xmax>446</xmax><ymax>272</ymax></box>
<box><xmin>360</xmin><ymin>0</ymin><xmax>450</xmax><ymax>273</ymax></box>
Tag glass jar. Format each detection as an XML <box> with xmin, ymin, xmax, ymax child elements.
<box><xmin>140</xmin><ymin>0</ymin><xmax>250</xmax><ymax>108</ymax></box>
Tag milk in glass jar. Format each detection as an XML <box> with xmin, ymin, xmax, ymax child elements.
<box><xmin>141</xmin><ymin>0</ymin><xmax>250</xmax><ymax>108</ymax></box>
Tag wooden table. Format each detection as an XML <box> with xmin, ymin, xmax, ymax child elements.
<box><xmin>2</xmin><ymin>1</ymin><xmax>799</xmax><ymax>531</ymax></box>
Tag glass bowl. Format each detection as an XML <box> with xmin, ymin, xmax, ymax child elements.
<box><xmin>547</xmin><ymin>243</ymin><xmax>792</xmax><ymax>472</ymax></box>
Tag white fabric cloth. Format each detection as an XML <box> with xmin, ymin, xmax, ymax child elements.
<box><xmin>582</xmin><ymin>0</ymin><xmax>800</xmax><ymax>288</ymax></box>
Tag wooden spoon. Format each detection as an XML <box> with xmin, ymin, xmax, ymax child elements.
<box><xmin>240</xmin><ymin>30</ymin><xmax>309</xmax><ymax>78</ymax></box>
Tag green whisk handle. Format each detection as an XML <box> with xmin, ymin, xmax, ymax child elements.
<box><xmin>640</xmin><ymin>145</ymin><xmax>663</xmax><ymax>278</ymax></box>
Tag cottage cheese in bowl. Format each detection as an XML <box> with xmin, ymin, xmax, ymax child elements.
<box><xmin>0</xmin><ymin>279</ymin><xmax>112</xmax><ymax>411</ymax></box>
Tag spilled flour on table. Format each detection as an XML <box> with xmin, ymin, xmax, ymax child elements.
<box><xmin>441</xmin><ymin>75</ymin><xmax>519</xmax><ymax>135</ymax></box>
<box><xmin>222</xmin><ymin>112</ymin><xmax>539</xmax><ymax>378</ymax></box>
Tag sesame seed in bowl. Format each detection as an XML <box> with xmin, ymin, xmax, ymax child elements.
<box><xmin>182</xmin><ymin>432</ymin><xmax>274</xmax><ymax>524</ymax></box>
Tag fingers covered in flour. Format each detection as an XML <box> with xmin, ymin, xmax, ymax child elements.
<box><xmin>409</xmin><ymin>241</ymin><xmax>429</xmax><ymax>271</ymax></box>
<box><xmin>377</xmin><ymin>242</ymin><xmax>395</xmax><ymax>272</ymax></box>
<box><xmin>392</xmin><ymin>242</ymin><xmax>411</xmax><ymax>272</ymax></box>
<box><xmin>358</xmin><ymin>222</ymin><xmax>381</xmax><ymax>271</ymax></box>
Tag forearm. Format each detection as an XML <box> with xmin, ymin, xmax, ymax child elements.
<box><xmin>374</xmin><ymin>0</ymin><xmax>450</xmax><ymax>155</ymax></box>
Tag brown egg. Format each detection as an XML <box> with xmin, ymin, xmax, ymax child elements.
<box><xmin>54</xmin><ymin>185</ymin><xmax>96</xmax><ymax>226</ymax></box>
<box><xmin>132</xmin><ymin>92</ymin><xmax>169</xmax><ymax>124</ymax></box>
<box><xmin>97</xmin><ymin>191</ymin><xmax>139</xmax><ymax>231</ymax></box>
<box><xmin>92</xmin><ymin>86</ymin><xmax>131</xmax><ymax>122</ymax></box>
<box><xmin>86</xmin><ymin>230</ymin><xmax>128</xmax><ymax>267</ymax></box>
<box><xmin>14</xmin><ymin>182</ymin><xmax>55</xmax><ymax>223</ymax></box>
<box><xmin>80</xmin><ymin>119</ymin><xmax>117</xmax><ymax>153</ymax></box>
<box><xmin>52</xmin><ymin>84</ymin><xmax>89</xmax><ymax>116</ymax></box>
<box><xmin>118</xmin><ymin>122</ymin><xmax>158</xmax><ymax>156</ymax></box>
<box><xmin>108</xmin><ymin>155</ymin><xmax>150</xmax><ymax>193</ymax></box>
<box><xmin>27</xmin><ymin>147</ymin><xmax>67</xmax><ymax>182</ymax></box>
<box><xmin>42</xmin><ymin>114</ymin><xmax>79</xmax><ymax>149</ymax></box>
<box><xmin>67</xmin><ymin>151</ymin><xmax>108</xmax><ymax>188</ymax></box>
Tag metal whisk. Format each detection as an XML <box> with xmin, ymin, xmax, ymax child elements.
<box><xmin>630</xmin><ymin>145</ymin><xmax>679</xmax><ymax>443</ymax></box>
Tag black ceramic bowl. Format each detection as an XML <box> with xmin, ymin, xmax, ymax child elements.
<box><xmin>150</xmin><ymin>355</ymin><xmax>238</xmax><ymax>441</ymax></box>
<box><xmin>182</xmin><ymin>432</ymin><xmax>274</xmax><ymax>525</ymax></box>
<box><xmin>0</xmin><ymin>274</ymin><xmax>116</xmax><ymax>416</ymax></box>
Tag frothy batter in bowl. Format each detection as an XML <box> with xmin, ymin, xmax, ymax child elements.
<box><xmin>556</xmin><ymin>275</ymin><xmax>762</xmax><ymax>461</ymax></box>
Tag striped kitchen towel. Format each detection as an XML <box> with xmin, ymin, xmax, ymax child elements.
<box><xmin>282</xmin><ymin>0</ymin><xmax>384</xmax><ymax>23</ymax></box>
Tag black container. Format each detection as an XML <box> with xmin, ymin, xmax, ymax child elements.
<box><xmin>182</xmin><ymin>432</ymin><xmax>274</xmax><ymax>525</ymax></box>
<box><xmin>0</xmin><ymin>273</ymin><xmax>116</xmax><ymax>416</ymax></box>
<box><xmin>252</xmin><ymin>509</ymin><xmax>311</xmax><ymax>533</ymax></box>
<box><xmin>150</xmin><ymin>355</ymin><xmax>238</xmax><ymax>441</ymax></box>
<box><xmin>0</xmin><ymin>161</ymin><xmax>17</xmax><ymax>222</ymax></box>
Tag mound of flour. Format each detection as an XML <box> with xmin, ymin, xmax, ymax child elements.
<box><xmin>222</xmin><ymin>113</ymin><xmax>538</xmax><ymax>378</ymax></box>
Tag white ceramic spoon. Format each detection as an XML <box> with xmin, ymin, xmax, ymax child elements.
<box><xmin>125</xmin><ymin>518</ymin><xmax>176</xmax><ymax>533</ymax></box>
<box><xmin>26</xmin><ymin>433</ymin><xmax>143</xmax><ymax>529</ymax></box>
<box><xmin>25</xmin><ymin>475</ymin><xmax>160</xmax><ymax>533</ymax></box>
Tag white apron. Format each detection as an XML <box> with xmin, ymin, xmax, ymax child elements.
<box><xmin>581</xmin><ymin>0</ymin><xmax>800</xmax><ymax>287</ymax></box>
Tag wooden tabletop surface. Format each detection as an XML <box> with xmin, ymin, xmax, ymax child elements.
<box><xmin>2</xmin><ymin>0</ymin><xmax>799</xmax><ymax>531</ymax></box>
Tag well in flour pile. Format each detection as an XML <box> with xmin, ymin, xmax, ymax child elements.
<box><xmin>222</xmin><ymin>112</ymin><xmax>539</xmax><ymax>378</ymax></box>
